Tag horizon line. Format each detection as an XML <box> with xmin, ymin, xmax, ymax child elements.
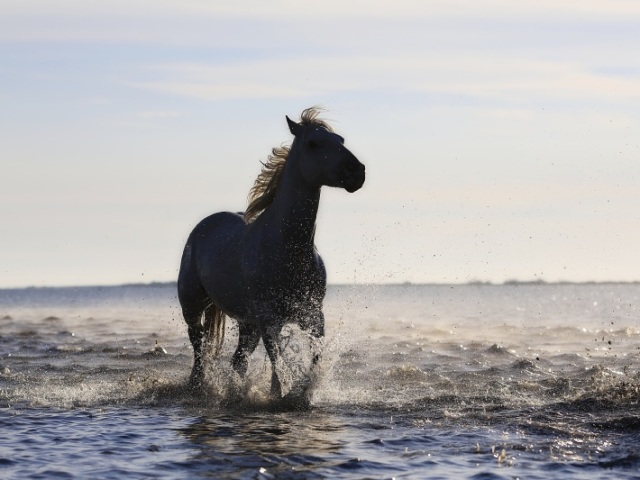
<box><xmin>2</xmin><ymin>279</ymin><xmax>640</xmax><ymax>291</ymax></box>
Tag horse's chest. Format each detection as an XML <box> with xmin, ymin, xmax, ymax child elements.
<box><xmin>260</xmin><ymin>274</ymin><xmax>315</xmax><ymax>306</ymax></box>
<box><xmin>249</xmin><ymin>266</ymin><xmax>322</xmax><ymax>317</ymax></box>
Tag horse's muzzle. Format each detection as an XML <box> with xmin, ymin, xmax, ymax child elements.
<box><xmin>342</xmin><ymin>159</ymin><xmax>366</xmax><ymax>193</ymax></box>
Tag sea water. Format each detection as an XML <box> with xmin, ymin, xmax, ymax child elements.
<box><xmin>0</xmin><ymin>283</ymin><xmax>639</xmax><ymax>479</ymax></box>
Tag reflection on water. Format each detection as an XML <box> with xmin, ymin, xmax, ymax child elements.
<box><xmin>180</xmin><ymin>412</ymin><xmax>344</xmax><ymax>463</ymax></box>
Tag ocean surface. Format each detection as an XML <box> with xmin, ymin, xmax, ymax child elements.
<box><xmin>1</xmin><ymin>283</ymin><xmax>639</xmax><ymax>479</ymax></box>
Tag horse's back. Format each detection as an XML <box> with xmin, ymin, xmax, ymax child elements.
<box><xmin>189</xmin><ymin>211</ymin><xmax>245</xmax><ymax>242</ymax></box>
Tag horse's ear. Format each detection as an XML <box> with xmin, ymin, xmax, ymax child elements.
<box><xmin>286</xmin><ymin>115</ymin><xmax>302</xmax><ymax>137</ymax></box>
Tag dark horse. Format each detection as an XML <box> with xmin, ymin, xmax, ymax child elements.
<box><xmin>178</xmin><ymin>108</ymin><xmax>365</xmax><ymax>398</ymax></box>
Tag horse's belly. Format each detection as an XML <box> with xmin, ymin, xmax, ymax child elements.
<box><xmin>211</xmin><ymin>282</ymin><xmax>319</xmax><ymax>326</ymax></box>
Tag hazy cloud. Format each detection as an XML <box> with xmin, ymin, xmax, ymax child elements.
<box><xmin>125</xmin><ymin>55</ymin><xmax>640</xmax><ymax>103</ymax></box>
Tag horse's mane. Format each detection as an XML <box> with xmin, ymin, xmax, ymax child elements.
<box><xmin>244</xmin><ymin>107</ymin><xmax>333</xmax><ymax>223</ymax></box>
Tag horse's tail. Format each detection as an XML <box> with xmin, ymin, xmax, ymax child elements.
<box><xmin>203</xmin><ymin>304</ymin><xmax>226</xmax><ymax>357</ymax></box>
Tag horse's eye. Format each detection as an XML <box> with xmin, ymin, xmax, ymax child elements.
<box><xmin>307</xmin><ymin>139</ymin><xmax>320</xmax><ymax>150</ymax></box>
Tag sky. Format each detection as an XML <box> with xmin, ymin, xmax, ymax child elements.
<box><xmin>1</xmin><ymin>0</ymin><xmax>640</xmax><ymax>287</ymax></box>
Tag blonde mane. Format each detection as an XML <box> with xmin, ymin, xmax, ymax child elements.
<box><xmin>244</xmin><ymin>107</ymin><xmax>333</xmax><ymax>223</ymax></box>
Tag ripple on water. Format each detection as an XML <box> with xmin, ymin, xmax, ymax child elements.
<box><xmin>1</xmin><ymin>284</ymin><xmax>640</xmax><ymax>478</ymax></box>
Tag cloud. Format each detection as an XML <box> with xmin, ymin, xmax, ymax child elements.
<box><xmin>2</xmin><ymin>0</ymin><xmax>640</xmax><ymax>45</ymax></box>
<box><xmin>124</xmin><ymin>54</ymin><xmax>640</xmax><ymax>104</ymax></box>
<box><xmin>135</xmin><ymin>110</ymin><xmax>182</xmax><ymax>119</ymax></box>
<box><xmin>127</xmin><ymin>81</ymin><xmax>310</xmax><ymax>102</ymax></box>
<box><xmin>3</xmin><ymin>0</ymin><xmax>640</xmax><ymax>18</ymax></box>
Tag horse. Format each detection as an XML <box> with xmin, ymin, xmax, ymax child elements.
<box><xmin>177</xmin><ymin>107</ymin><xmax>365</xmax><ymax>398</ymax></box>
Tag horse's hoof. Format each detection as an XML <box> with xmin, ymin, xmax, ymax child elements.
<box><xmin>269</xmin><ymin>382</ymin><xmax>282</xmax><ymax>402</ymax></box>
<box><xmin>281</xmin><ymin>389</ymin><xmax>311</xmax><ymax>410</ymax></box>
<box><xmin>269</xmin><ymin>391</ymin><xmax>282</xmax><ymax>403</ymax></box>
<box><xmin>188</xmin><ymin>370</ymin><xmax>205</xmax><ymax>390</ymax></box>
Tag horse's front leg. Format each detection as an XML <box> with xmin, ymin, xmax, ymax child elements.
<box><xmin>289</xmin><ymin>311</ymin><xmax>324</xmax><ymax>403</ymax></box>
<box><xmin>261</xmin><ymin>323</ymin><xmax>284</xmax><ymax>399</ymax></box>
<box><xmin>299</xmin><ymin>311</ymin><xmax>325</xmax><ymax>368</ymax></box>
<box><xmin>231</xmin><ymin>322</ymin><xmax>261</xmax><ymax>376</ymax></box>
<box><xmin>308</xmin><ymin>312</ymin><xmax>325</xmax><ymax>368</ymax></box>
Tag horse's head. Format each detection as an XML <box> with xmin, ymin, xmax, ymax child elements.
<box><xmin>287</xmin><ymin>114</ymin><xmax>365</xmax><ymax>193</ymax></box>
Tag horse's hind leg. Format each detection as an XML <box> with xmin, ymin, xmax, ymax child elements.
<box><xmin>231</xmin><ymin>322</ymin><xmax>261</xmax><ymax>377</ymax></box>
<box><xmin>178</xmin><ymin>239</ymin><xmax>211</xmax><ymax>387</ymax></box>
<box><xmin>178</xmin><ymin>276</ymin><xmax>208</xmax><ymax>387</ymax></box>
<box><xmin>182</xmin><ymin>303</ymin><xmax>206</xmax><ymax>386</ymax></box>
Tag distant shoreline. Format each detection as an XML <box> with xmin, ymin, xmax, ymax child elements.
<box><xmin>1</xmin><ymin>279</ymin><xmax>640</xmax><ymax>291</ymax></box>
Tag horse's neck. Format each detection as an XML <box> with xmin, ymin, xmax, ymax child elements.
<box><xmin>259</xmin><ymin>159</ymin><xmax>320</xmax><ymax>252</ymax></box>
